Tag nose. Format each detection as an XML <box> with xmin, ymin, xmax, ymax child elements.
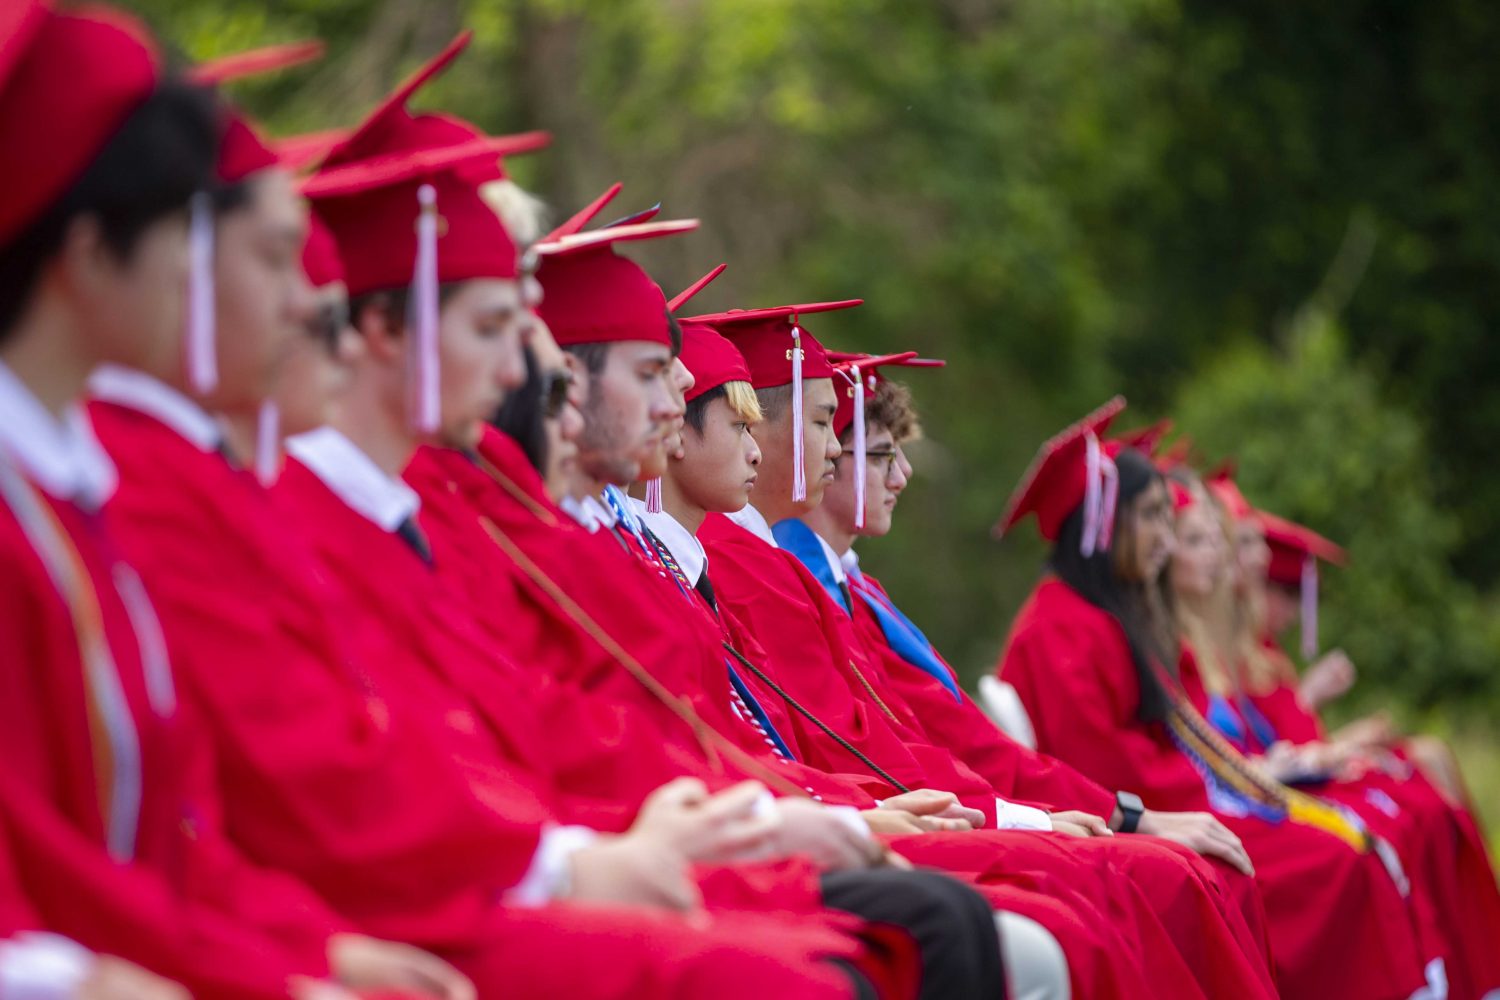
<box><xmin>747</xmin><ymin>438</ymin><xmax>762</xmax><ymax>467</ymax></box>
<box><xmin>496</xmin><ymin>334</ymin><xmax>527</xmax><ymax>392</ymax></box>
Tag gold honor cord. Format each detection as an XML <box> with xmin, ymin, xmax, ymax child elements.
<box><xmin>0</xmin><ymin>451</ymin><xmax>142</xmax><ymax>861</ymax></box>
<box><xmin>1157</xmin><ymin>664</ymin><xmax>1369</xmax><ymax>850</ymax></box>
<box><xmin>477</xmin><ymin>515</ymin><xmax>809</xmax><ymax>799</ymax></box>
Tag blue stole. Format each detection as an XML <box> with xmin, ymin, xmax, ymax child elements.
<box><xmin>771</xmin><ymin>518</ymin><xmax>961</xmax><ymax>700</ymax></box>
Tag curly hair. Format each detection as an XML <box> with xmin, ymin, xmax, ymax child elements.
<box><xmin>852</xmin><ymin>378</ymin><xmax>922</xmax><ymax>444</ymax></box>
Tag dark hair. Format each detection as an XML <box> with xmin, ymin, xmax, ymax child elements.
<box><xmin>348</xmin><ymin>283</ymin><xmax>460</xmax><ymax>337</ymax></box>
<box><xmin>563</xmin><ymin>310</ymin><xmax>681</xmax><ymax>374</ymax></box>
<box><xmin>1049</xmin><ymin>447</ymin><xmax>1177</xmax><ymax>723</ymax></box>
<box><xmin>755</xmin><ymin>383</ymin><xmax>794</xmax><ymax>423</ymax></box>
<box><xmin>684</xmin><ymin>384</ymin><xmax>727</xmax><ymax>434</ymax></box>
<box><xmin>565</xmin><ymin>341</ymin><xmax>610</xmax><ymax>376</ymax></box>
<box><xmin>0</xmin><ymin>78</ymin><xmax>221</xmax><ymax>339</ymax></box>
<box><xmin>490</xmin><ymin>345</ymin><xmax>548</xmax><ymax>474</ymax></box>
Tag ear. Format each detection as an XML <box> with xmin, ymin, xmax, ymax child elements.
<box><xmin>56</xmin><ymin>213</ymin><xmax>115</xmax><ymax>302</ymax></box>
<box><xmin>355</xmin><ymin>296</ymin><xmax>402</xmax><ymax>363</ymax></box>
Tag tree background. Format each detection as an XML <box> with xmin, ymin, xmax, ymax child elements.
<box><xmin>128</xmin><ymin>0</ymin><xmax>1500</xmax><ymax>819</ymax></box>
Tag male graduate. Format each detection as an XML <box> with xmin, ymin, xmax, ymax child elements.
<box><xmin>787</xmin><ymin>353</ymin><xmax>1279</xmax><ymax>996</ymax></box>
<box><xmin>0</xmin><ymin>6</ymin><xmax>465</xmax><ymax>998</ymax></box>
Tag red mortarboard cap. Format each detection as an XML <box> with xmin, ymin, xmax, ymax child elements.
<box><xmin>1158</xmin><ymin>434</ymin><xmax>1195</xmax><ymax>472</ymax></box>
<box><xmin>684</xmin><ymin>300</ymin><xmax>862</xmax><ymax>389</ymax></box>
<box><xmin>1259</xmin><ymin>509</ymin><xmax>1345</xmax><ymax>659</ymax></box>
<box><xmin>273</xmin><ymin>127</ymin><xmax>350</xmax><ymax>173</ymax></box>
<box><xmin>1169</xmin><ymin>479</ymin><xmax>1195</xmax><ymax>511</ymax></box>
<box><xmin>188</xmin><ymin>40</ymin><xmax>327</xmax><ymax>183</ymax></box>
<box><xmin>1111</xmin><ymin>418</ymin><xmax>1173</xmax><ymax>459</ymax></box>
<box><xmin>301</xmin><ymin>211</ymin><xmax>344</xmax><ymax>289</ymax></box>
<box><xmin>680</xmin><ymin>325</ymin><xmax>752</xmax><ymax>403</ymax></box>
<box><xmin>0</xmin><ymin>2</ymin><xmax>160</xmax><ymax>246</ymax></box>
<box><xmin>1205</xmin><ymin>463</ymin><xmax>1253</xmax><ymax>520</ymax></box>
<box><xmin>534</xmin><ymin>219</ymin><xmax>700</xmax><ymax>348</ymax></box>
<box><xmin>995</xmin><ymin>396</ymin><xmax>1128</xmax><ymax>544</ymax></box>
<box><xmin>1260</xmin><ymin>511</ymin><xmax>1346</xmax><ymax>587</ymax></box>
<box><xmin>829</xmin><ymin>350</ymin><xmax>937</xmax><ymax>438</ymax></box>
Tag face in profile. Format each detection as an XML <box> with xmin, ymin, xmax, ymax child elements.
<box><xmin>212</xmin><ymin>170</ymin><xmax>316</xmax><ymax>409</ymax></box>
<box><xmin>1170</xmin><ymin>500</ymin><xmax>1227</xmax><ymax>599</ymax></box>
<box><xmin>676</xmin><ymin>388</ymin><xmax>762</xmax><ymax>513</ymax></box>
<box><xmin>437</xmin><ymin>277</ymin><xmax>532</xmax><ymax>450</ymax></box>
<box><xmin>576</xmin><ymin>340</ymin><xmax>679</xmax><ymax>486</ymax></box>
<box><xmin>1117</xmin><ymin>476</ymin><xmax>1176</xmax><ymax>583</ymax></box>
<box><xmin>274</xmin><ymin>282</ymin><xmax>362</xmax><ymax>437</ymax></box>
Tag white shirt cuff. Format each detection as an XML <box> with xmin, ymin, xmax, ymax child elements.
<box><xmin>0</xmin><ymin>933</ymin><xmax>95</xmax><ymax>1000</ymax></box>
<box><xmin>505</xmin><ymin>824</ymin><xmax>600</xmax><ymax>907</ymax></box>
<box><xmin>995</xmin><ymin>799</ymin><xmax>1053</xmax><ymax>832</ymax></box>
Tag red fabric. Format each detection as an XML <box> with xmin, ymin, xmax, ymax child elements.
<box><xmin>829</xmin><ymin>353</ymin><xmax>924</xmax><ymax>438</ymax></box>
<box><xmin>684</xmin><ymin>303</ymin><xmax>859</xmax><ymax>389</ymax></box>
<box><xmin>712</xmin><ymin>525</ymin><xmax>1274</xmax><ymax>997</ymax></box>
<box><xmin>996</xmin><ymin>397</ymin><xmax>1126</xmax><ymax>541</ymax></box>
<box><xmin>998</xmin><ymin>576</ymin><xmax>1433</xmax><ymax>999</ymax></box>
<box><xmin>680</xmin><ymin>322</ymin><xmax>752</xmax><ymax>401</ymax></box>
<box><xmin>402</xmin><ymin>442</ymin><xmax>1185</xmax><ymax>998</ymax></box>
<box><xmin>218</xmin><ymin>113</ymin><xmax>280</xmax><ymax>183</ymax></box>
<box><xmin>0</xmin><ymin>4</ymin><xmax>159</xmax><ymax>245</ymax></box>
<box><xmin>536</xmin><ymin>239</ymin><xmax>674</xmax><ymax>348</ymax></box>
<box><xmin>0</xmin><ymin>460</ymin><xmax>338</xmax><ymax>998</ymax></box>
<box><xmin>90</xmin><ymin>403</ymin><xmax>542</xmax><ymax>954</ymax></box>
<box><xmin>301</xmin><ymin>212</ymin><xmax>344</xmax><ymax>288</ymax></box>
<box><xmin>1259</xmin><ymin>510</ymin><xmax>1345</xmax><ymax>586</ymax></box>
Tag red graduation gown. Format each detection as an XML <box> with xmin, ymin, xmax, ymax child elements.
<box><xmin>403</xmin><ymin>439</ymin><xmax>1178</xmax><ymax>1000</ymax></box>
<box><xmin>847</xmin><ymin>569</ymin><xmax>1275</xmax><ymax>998</ymax></box>
<box><xmin>1209</xmin><ymin>652</ymin><xmax>1500</xmax><ymax>999</ymax></box>
<box><xmin>0</xmin><ymin>451</ymin><xmax>343</xmax><ymax>999</ymax></box>
<box><xmin>702</xmin><ymin>514</ymin><xmax>1285</xmax><ymax>1000</ymax></box>
<box><xmin>998</xmin><ymin>576</ymin><xmax>1433</xmax><ymax>1000</ymax></box>
<box><xmin>93</xmin><ymin>406</ymin><xmax>871</xmax><ymax>1000</ymax></box>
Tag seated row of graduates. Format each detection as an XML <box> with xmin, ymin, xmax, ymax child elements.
<box><xmin>1</xmin><ymin>9</ymin><xmax>1496</xmax><ymax>1000</ymax></box>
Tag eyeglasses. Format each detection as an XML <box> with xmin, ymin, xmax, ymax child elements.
<box><xmin>307</xmin><ymin>299</ymin><xmax>350</xmax><ymax>355</ymax></box>
<box><xmin>540</xmin><ymin>369</ymin><xmax>574</xmax><ymax>419</ymax></box>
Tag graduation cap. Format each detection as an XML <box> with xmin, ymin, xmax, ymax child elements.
<box><xmin>824</xmin><ymin>352</ymin><xmax>924</xmax><ymax>529</ymax></box>
<box><xmin>0</xmin><ymin>1</ymin><xmax>160</xmax><ymax>247</ymax></box>
<box><xmin>994</xmin><ymin>397</ymin><xmax>1128</xmax><ymax>556</ymax></box>
<box><xmin>533</xmin><ymin>219</ymin><xmax>700</xmax><ymax>349</ymax></box>
<box><xmin>301</xmin><ymin>212</ymin><xmax>343</xmax><ymax>289</ymax></box>
<box><xmin>1260</xmin><ymin>510</ymin><xmax>1346</xmax><ymax>660</ymax></box>
<box><xmin>1111</xmin><ymin>418</ymin><xmax>1173</xmax><ymax>460</ymax></box>
<box><xmin>682</xmin><ymin>299</ymin><xmax>862</xmax><ymax>502</ymax></box>
<box><xmin>306</xmin><ymin>36</ymin><xmax>547</xmax><ymax>434</ymax></box>
<box><xmin>1204</xmin><ymin>461</ymin><xmax>1253</xmax><ymax>520</ymax></box>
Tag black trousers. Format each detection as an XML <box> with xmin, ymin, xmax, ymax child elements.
<box><xmin>819</xmin><ymin>868</ymin><xmax>1006</xmax><ymax>1000</ymax></box>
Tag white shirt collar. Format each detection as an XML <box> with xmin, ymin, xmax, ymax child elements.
<box><xmin>88</xmin><ymin>365</ymin><xmax>223</xmax><ymax>454</ymax></box>
<box><xmin>559</xmin><ymin>495</ymin><xmax>599</xmax><ymax>532</ymax></box>
<box><xmin>840</xmin><ymin>546</ymin><xmax>863</xmax><ymax>582</ymax></box>
<box><xmin>631</xmin><ymin>499</ymin><xmax>708</xmax><ymax>587</ymax></box>
<box><xmin>285</xmin><ymin>427</ymin><xmax>420</xmax><ymax>532</ymax></box>
<box><xmin>812</xmin><ymin>530</ymin><xmax>848</xmax><ymax>585</ymax></box>
<box><xmin>0</xmin><ymin>362</ymin><xmax>116</xmax><ymax>509</ymax></box>
<box><xmin>725</xmin><ymin>503</ymin><xmax>776</xmax><ymax>547</ymax></box>
<box><xmin>584</xmin><ymin>494</ymin><xmax>616</xmax><ymax>530</ymax></box>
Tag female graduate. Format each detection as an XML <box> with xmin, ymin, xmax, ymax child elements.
<box><xmin>995</xmin><ymin>400</ymin><xmax>1441</xmax><ymax>1000</ymax></box>
<box><xmin>1176</xmin><ymin>469</ymin><xmax>1500</xmax><ymax>999</ymax></box>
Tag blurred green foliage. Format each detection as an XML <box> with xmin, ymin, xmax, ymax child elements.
<box><xmin>125</xmin><ymin>0</ymin><xmax>1500</xmax><ymax>715</ymax></box>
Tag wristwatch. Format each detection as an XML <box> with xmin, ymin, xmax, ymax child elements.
<box><xmin>1115</xmin><ymin>791</ymin><xmax>1145</xmax><ymax>834</ymax></box>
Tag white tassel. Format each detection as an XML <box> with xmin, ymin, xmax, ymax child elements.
<box><xmin>254</xmin><ymin>400</ymin><xmax>279</xmax><ymax>486</ymax></box>
<box><xmin>186</xmin><ymin>192</ymin><xmax>217</xmax><ymax>395</ymax></box>
<box><xmin>790</xmin><ymin>325</ymin><xmax>806</xmax><ymax>502</ymax></box>
<box><xmin>644</xmin><ymin>477</ymin><xmax>663</xmax><ymax>513</ymax></box>
<box><xmin>851</xmin><ymin>365</ymin><xmax>866</xmax><ymax>530</ymax></box>
<box><xmin>1301</xmin><ymin>555</ymin><xmax>1319</xmax><ymax>660</ymax></box>
<box><xmin>411</xmin><ymin>184</ymin><xmax>441</xmax><ymax>433</ymax></box>
<box><xmin>1080</xmin><ymin>432</ymin><xmax>1120</xmax><ymax>557</ymax></box>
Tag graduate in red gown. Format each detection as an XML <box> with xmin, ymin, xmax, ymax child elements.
<box><xmin>0</xmin><ymin>7</ymin><xmax>453</xmax><ymax>997</ymax></box>
<box><xmin>784</xmin><ymin>352</ymin><xmax>1276</xmax><ymax>998</ymax></box>
<box><xmin>1178</xmin><ymin>468</ymin><xmax>1500</xmax><ymax>999</ymax></box>
<box><xmin>995</xmin><ymin>399</ymin><xmax>1442</xmax><ymax>1000</ymax></box>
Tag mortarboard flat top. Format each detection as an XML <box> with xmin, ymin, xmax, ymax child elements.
<box><xmin>830</xmin><ymin>351</ymin><xmax>924</xmax><ymax>436</ymax></box>
<box><xmin>535</xmin><ymin>220</ymin><xmax>700</xmax><ymax>348</ymax></box>
<box><xmin>191</xmin><ymin>40</ymin><xmax>327</xmax><ymax>184</ymax></box>
<box><xmin>188</xmin><ymin>39</ymin><xmax>324</xmax><ymax>86</ymax></box>
<box><xmin>683</xmin><ymin>299</ymin><xmax>863</xmax><ymax>390</ymax></box>
<box><xmin>0</xmin><ymin>2</ymin><xmax>160</xmax><ymax>245</ymax></box>
<box><xmin>994</xmin><ymin>396</ymin><xmax>1127</xmax><ymax>541</ymax></box>
<box><xmin>1111</xmin><ymin>418</ymin><xmax>1173</xmax><ymax>459</ymax></box>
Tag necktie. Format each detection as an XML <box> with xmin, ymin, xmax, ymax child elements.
<box><xmin>395</xmin><ymin>515</ymin><xmax>433</xmax><ymax>566</ymax></box>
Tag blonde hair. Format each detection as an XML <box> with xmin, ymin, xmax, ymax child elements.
<box><xmin>722</xmin><ymin>380</ymin><xmax>763</xmax><ymax>423</ymax></box>
<box><xmin>480</xmin><ymin>179</ymin><xmax>550</xmax><ymax>247</ymax></box>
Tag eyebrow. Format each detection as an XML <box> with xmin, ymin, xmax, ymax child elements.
<box><xmin>815</xmin><ymin>402</ymin><xmax>838</xmax><ymax>418</ymax></box>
